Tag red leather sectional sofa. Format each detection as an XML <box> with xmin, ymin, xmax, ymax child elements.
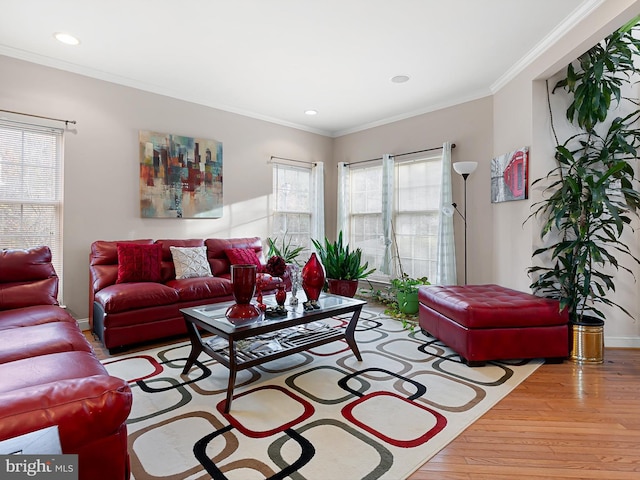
<box><xmin>90</xmin><ymin>237</ymin><xmax>286</xmax><ymax>351</ymax></box>
<box><xmin>0</xmin><ymin>246</ymin><xmax>132</xmax><ymax>480</ymax></box>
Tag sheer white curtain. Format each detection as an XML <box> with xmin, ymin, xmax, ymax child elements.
<box><xmin>435</xmin><ymin>142</ymin><xmax>457</xmax><ymax>285</ymax></box>
<box><xmin>380</xmin><ymin>154</ymin><xmax>394</xmax><ymax>275</ymax></box>
<box><xmin>311</xmin><ymin>161</ymin><xmax>325</xmax><ymax>241</ymax></box>
<box><xmin>337</xmin><ymin>162</ymin><xmax>350</xmax><ymax>239</ymax></box>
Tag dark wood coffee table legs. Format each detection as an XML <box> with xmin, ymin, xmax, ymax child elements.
<box><xmin>344</xmin><ymin>306</ymin><xmax>363</xmax><ymax>361</ymax></box>
<box><xmin>181</xmin><ymin>319</ymin><xmax>204</xmax><ymax>375</ymax></box>
<box><xmin>180</xmin><ymin>295</ymin><xmax>366</xmax><ymax>412</ymax></box>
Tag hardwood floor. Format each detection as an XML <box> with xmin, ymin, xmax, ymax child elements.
<box><xmin>88</xmin><ymin>327</ymin><xmax>640</xmax><ymax>480</ymax></box>
<box><xmin>409</xmin><ymin>348</ymin><xmax>640</xmax><ymax>480</ymax></box>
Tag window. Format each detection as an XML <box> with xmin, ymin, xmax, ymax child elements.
<box><xmin>347</xmin><ymin>154</ymin><xmax>442</xmax><ymax>281</ymax></box>
<box><xmin>0</xmin><ymin>120</ymin><xmax>63</xmax><ymax>296</ymax></box>
<box><xmin>349</xmin><ymin>164</ymin><xmax>384</xmax><ymax>276</ymax></box>
<box><xmin>271</xmin><ymin>163</ymin><xmax>313</xmax><ymax>256</ymax></box>
<box><xmin>394</xmin><ymin>157</ymin><xmax>442</xmax><ymax>279</ymax></box>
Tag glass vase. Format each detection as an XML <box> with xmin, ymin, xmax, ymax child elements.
<box><xmin>302</xmin><ymin>253</ymin><xmax>325</xmax><ymax>302</ymax></box>
<box><xmin>225</xmin><ymin>264</ymin><xmax>262</xmax><ymax>325</ymax></box>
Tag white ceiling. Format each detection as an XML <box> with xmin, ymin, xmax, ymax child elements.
<box><xmin>0</xmin><ymin>0</ymin><xmax>595</xmax><ymax>137</ymax></box>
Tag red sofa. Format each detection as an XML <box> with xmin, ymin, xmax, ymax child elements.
<box><xmin>418</xmin><ymin>284</ymin><xmax>569</xmax><ymax>365</ymax></box>
<box><xmin>0</xmin><ymin>246</ymin><xmax>132</xmax><ymax>480</ymax></box>
<box><xmin>90</xmin><ymin>237</ymin><xmax>288</xmax><ymax>351</ymax></box>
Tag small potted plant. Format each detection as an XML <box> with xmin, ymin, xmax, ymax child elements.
<box><xmin>391</xmin><ymin>274</ymin><xmax>430</xmax><ymax>314</ymax></box>
<box><xmin>266</xmin><ymin>232</ymin><xmax>305</xmax><ymax>266</ymax></box>
<box><xmin>311</xmin><ymin>231</ymin><xmax>375</xmax><ymax>297</ymax></box>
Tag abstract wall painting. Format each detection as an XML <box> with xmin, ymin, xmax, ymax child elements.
<box><xmin>491</xmin><ymin>146</ymin><xmax>528</xmax><ymax>203</ymax></box>
<box><xmin>139</xmin><ymin>131</ymin><xmax>223</xmax><ymax>218</ymax></box>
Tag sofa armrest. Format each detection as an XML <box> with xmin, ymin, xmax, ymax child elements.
<box><xmin>0</xmin><ymin>375</ymin><xmax>132</xmax><ymax>452</ymax></box>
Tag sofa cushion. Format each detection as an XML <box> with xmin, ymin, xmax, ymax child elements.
<box><xmin>90</xmin><ymin>239</ymin><xmax>154</xmax><ymax>292</ymax></box>
<box><xmin>170</xmin><ymin>246</ymin><xmax>213</xmax><ymax>279</ymax></box>
<box><xmin>224</xmin><ymin>248</ymin><xmax>263</xmax><ymax>272</ymax></box>
<box><xmin>0</xmin><ymin>351</ymin><xmax>108</xmax><ymax>394</ymax></box>
<box><xmin>0</xmin><ymin>372</ymin><xmax>132</xmax><ymax>451</ymax></box>
<box><xmin>206</xmin><ymin>237</ymin><xmax>264</xmax><ymax>276</ymax></box>
<box><xmin>0</xmin><ymin>246</ymin><xmax>56</xmax><ymax>283</ymax></box>
<box><xmin>166</xmin><ymin>276</ymin><xmax>232</xmax><ymax>302</ymax></box>
<box><xmin>155</xmin><ymin>239</ymin><xmax>205</xmax><ymax>281</ymax></box>
<box><xmin>0</xmin><ymin>305</ymin><xmax>76</xmax><ymax>330</ymax></box>
<box><xmin>0</xmin><ymin>322</ymin><xmax>92</xmax><ymax>364</ymax></box>
<box><xmin>95</xmin><ymin>283</ymin><xmax>179</xmax><ymax>314</ymax></box>
<box><xmin>116</xmin><ymin>243</ymin><xmax>162</xmax><ymax>283</ymax></box>
<box><xmin>418</xmin><ymin>284</ymin><xmax>568</xmax><ymax>329</ymax></box>
<box><xmin>0</xmin><ymin>278</ymin><xmax>58</xmax><ymax>311</ymax></box>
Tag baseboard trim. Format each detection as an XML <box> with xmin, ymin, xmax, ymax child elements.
<box><xmin>74</xmin><ymin>317</ymin><xmax>637</xmax><ymax>347</ymax></box>
<box><xmin>605</xmin><ymin>336</ymin><xmax>640</xmax><ymax>348</ymax></box>
<box><xmin>77</xmin><ymin>317</ymin><xmax>90</xmax><ymax>332</ymax></box>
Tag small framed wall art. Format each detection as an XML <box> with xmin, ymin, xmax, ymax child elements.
<box><xmin>491</xmin><ymin>146</ymin><xmax>528</xmax><ymax>203</ymax></box>
<box><xmin>139</xmin><ymin>130</ymin><xmax>223</xmax><ymax>218</ymax></box>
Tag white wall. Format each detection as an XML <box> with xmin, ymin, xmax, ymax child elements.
<box><xmin>3</xmin><ymin>0</ymin><xmax>640</xmax><ymax>346</ymax></box>
<box><xmin>493</xmin><ymin>0</ymin><xmax>640</xmax><ymax>346</ymax></box>
<box><xmin>332</xmin><ymin>97</ymin><xmax>494</xmax><ymax>285</ymax></box>
<box><xmin>0</xmin><ymin>55</ymin><xmax>333</xmax><ymax>320</ymax></box>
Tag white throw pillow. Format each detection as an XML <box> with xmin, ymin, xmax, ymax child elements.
<box><xmin>170</xmin><ymin>246</ymin><xmax>213</xmax><ymax>279</ymax></box>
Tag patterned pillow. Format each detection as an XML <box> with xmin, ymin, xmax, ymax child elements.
<box><xmin>170</xmin><ymin>246</ymin><xmax>213</xmax><ymax>279</ymax></box>
<box><xmin>224</xmin><ymin>248</ymin><xmax>263</xmax><ymax>272</ymax></box>
<box><xmin>116</xmin><ymin>243</ymin><xmax>162</xmax><ymax>283</ymax></box>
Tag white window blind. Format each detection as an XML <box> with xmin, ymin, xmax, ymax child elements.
<box><xmin>0</xmin><ymin>120</ymin><xmax>64</xmax><ymax>296</ymax></box>
<box><xmin>395</xmin><ymin>156</ymin><xmax>442</xmax><ymax>280</ymax></box>
<box><xmin>347</xmin><ymin>154</ymin><xmax>442</xmax><ymax>282</ymax></box>
<box><xmin>271</xmin><ymin>163</ymin><xmax>313</xmax><ymax>256</ymax></box>
<box><xmin>349</xmin><ymin>163</ymin><xmax>384</xmax><ymax>278</ymax></box>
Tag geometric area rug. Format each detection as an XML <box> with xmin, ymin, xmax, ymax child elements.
<box><xmin>102</xmin><ymin>308</ymin><xmax>542</xmax><ymax>480</ymax></box>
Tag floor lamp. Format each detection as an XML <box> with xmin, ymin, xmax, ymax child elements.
<box><xmin>452</xmin><ymin>161</ymin><xmax>478</xmax><ymax>284</ymax></box>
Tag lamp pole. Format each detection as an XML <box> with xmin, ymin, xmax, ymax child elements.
<box><xmin>461</xmin><ymin>173</ymin><xmax>469</xmax><ymax>285</ymax></box>
<box><xmin>452</xmin><ymin>162</ymin><xmax>477</xmax><ymax>285</ymax></box>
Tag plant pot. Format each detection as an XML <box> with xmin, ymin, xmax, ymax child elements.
<box><xmin>569</xmin><ymin>316</ymin><xmax>604</xmax><ymax>364</ymax></box>
<box><xmin>397</xmin><ymin>291</ymin><xmax>419</xmax><ymax>314</ymax></box>
<box><xmin>327</xmin><ymin>278</ymin><xmax>358</xmax><ymax>298</ymax></box>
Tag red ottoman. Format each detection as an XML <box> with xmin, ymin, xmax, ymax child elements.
<box><xmin>418</xmin><ymin>284</ymin><xmax>569</xmax><ymax>366</ymax></box>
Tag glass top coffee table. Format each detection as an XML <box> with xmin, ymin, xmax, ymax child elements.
<box><xmin>180</xmin><ymin>292</ymin><xmax>366</xmax><ymax>412</ymax></box>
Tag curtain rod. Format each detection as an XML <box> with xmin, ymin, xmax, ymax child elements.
<box><xmin>269</xmin><ymin>155</ymin><xmax>317</xmax><ymax>167</ymax></box>
<box><xmin>344</xmin><ymin>143</ymin><xmax>456</xmax><ymax>167</ymax></box>
<box><xmin>0</xmin><ymin>109</ymin><xmax>77</xmax><ymax>126</ymax></box>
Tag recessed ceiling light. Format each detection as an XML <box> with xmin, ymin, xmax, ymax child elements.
<box><xmin>391</xmin><ymin>75</ymin><xmax>410</xmax><ymax>84</ymax></box>
<box><xmin>304</xmin><ymin>109</ymin><xmax>318</xmax><ymax>116</ymax></box>
<box><xmin>54</xmin><ymin>32</ymin><xmax>80</xmax><ymax>46</ymax></box>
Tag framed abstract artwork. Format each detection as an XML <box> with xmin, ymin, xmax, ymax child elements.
<box><xmin>491</xmin><ymin>146</ymin><xmax>528</xmax><ymax>203</ymax></box>
<box><xmin>139</xmin><ymin>131</ymin><xmax>223</xmax><ymax>218</ymax></box>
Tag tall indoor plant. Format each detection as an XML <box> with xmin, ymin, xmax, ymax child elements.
<box><xmin>528</xmin><ymin>17</ymin><xmax>640</xmax><ymax>362</ymax></box>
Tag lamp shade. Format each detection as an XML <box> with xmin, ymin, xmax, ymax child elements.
<box><xmin>453</xmin><ymin>161</ymin><xmax>478</xmax><ymax>176</ymax></box>
<box><xmin>441</xmin><ymin>204</ymin><xmax>455</xmax><ymax>217</ymax></box>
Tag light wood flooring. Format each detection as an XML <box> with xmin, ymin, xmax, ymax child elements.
<box><xmin>409</xmin><ymin>348</ymin><xmax>640</xmax><ymax>480</ymax></box>
<box><xmin>88</xmin><ymin>330</ymin><xmax>640</xmax><ymax>480</ymax></box>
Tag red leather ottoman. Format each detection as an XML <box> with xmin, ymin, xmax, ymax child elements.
<box><xmin>418</xmin><ymin>284</ymin><xmax>569</xmax><ymax>366</ymax></box>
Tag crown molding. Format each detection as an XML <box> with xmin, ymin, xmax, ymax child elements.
<box><xmin>0</xmin><ymin>46</ymin><xmax>333</xmax><ymax>137</ymax></box>
<box><xmin>331</xmin><ymin>89</ymin><xmax>492</xmax><ymax>138</ymax></box>
<box><xmin>490</xmin><ymin>0</ymin><xmax>605</xmax><ymax>94</ymax></box>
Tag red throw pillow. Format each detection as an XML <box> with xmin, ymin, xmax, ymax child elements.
<box><xmin>224</xmin><ymin>248</ymin><xmax>263</xmax><ymax>272</ymax></box>
<box><xmin>116</xmin><ymin>243</ymin><xmax>162</xmax><ymax>283</ymax></box>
